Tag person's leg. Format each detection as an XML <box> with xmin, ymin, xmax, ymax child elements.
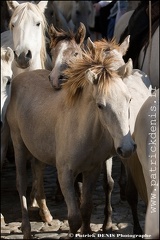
<box><xmin>106</xmin><ymin>16</ymin><xmax>116</xmax><ymax>40</ymax></box>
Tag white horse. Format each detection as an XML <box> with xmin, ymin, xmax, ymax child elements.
<box><xmin>86</xmin><ymin>37</ymin><xmax>152</xmax><ymax>233</ymax></box>
<box><xmin>114</xmin><ymin>9</ymin><xmax>159</xmax><ymax>89</ymax></box>
<box><xmin>1</xmin><ymin>47</ymin><xmax>14</xmax><ymax>168</ymax></box>
<box><xmin>134</xmin><ymin>89</ymin><xmax>159</xmax><ymax>239</ymax></box>
<box><xmin>1</xmin><ymin>1</ymin><xmax>51</xmax><ymax>77</ymax></box>
<box><xmin>55</xmin><ymin>1</ymin><xmax>95</xmax><ymax>39</ymax></box>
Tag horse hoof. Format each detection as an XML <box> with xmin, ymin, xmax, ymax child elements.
<box><xmin>102</xmin><ymin>222</ymin><xmax>112</xmax><ymax>233</ymax></box>
<box><xmin>1</xmin><ymin>213</ymin><xmax>6</xmax><ymax>226</ymax></box>
<box><xmin>23</xmin><ymin>234</ymin><xmax>32</xmax><ymax>239</ymax></box>
<box><xmin>39</xmin><ymin>209</ymin><xmax>53</xmax><ymax>223</ymax></box>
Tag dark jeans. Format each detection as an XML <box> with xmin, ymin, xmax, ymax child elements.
<box><xmin>106</xmin><ymin>16</ymin><xmax>116</xmax><ymax>40</ymax></box>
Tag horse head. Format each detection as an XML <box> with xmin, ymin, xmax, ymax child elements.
<box><xmin>1</xmin><ymin>47</ymin><xmax>14</xmax><ymax>126</ymax></box>
<box><xmin>85</xmin><ymin>57</ymin><xmax>136</xmax><ymax>158</ymax></box>
<box><xmin>7</xmin><ymin>1</ymin><xmax>48</xmax><ymax>69</ymax></box>
<box><xmin>71</xmin><ymin>1</ymin><xmax>95</xmax><ymax>39</ymax></box>
<box><xmin>48</xmin><ymin>22</ymin><xmax>86</xmax><ymax>90</ymax></box>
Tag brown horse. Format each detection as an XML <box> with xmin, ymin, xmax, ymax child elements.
<box><xmin>6</xmin><ymin>48</ymin><xmax>136</xmax><ymax>238</ymax></box>
<box><xmin>48</xmin><ymin>22</ymin><xmax>86</xmax><ymax>89</ymax></box>
<box><xmin>30</xmin><ymin>23</ymin><xmax>86</xmax><ymax>208</ymax></box>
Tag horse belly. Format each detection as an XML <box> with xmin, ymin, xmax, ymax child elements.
<box><xmin>7</xmin><ymin>106</ymin><xmax>56</xmax><ymax>165</ymax></box>
<box><xmin>6</xmin><ymin>70</ymin><xmax>57</xmax><ymax>166</ymax></box>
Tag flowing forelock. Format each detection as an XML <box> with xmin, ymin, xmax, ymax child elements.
<box><xmin>62</xmin><ymin>49</ymin><xmax>119</xmax><ymax>106</ymax></box>
<box><xmin>94</xmin><ymin>38</ymin><xmax>120</xmax><ymax>53</ymax></box>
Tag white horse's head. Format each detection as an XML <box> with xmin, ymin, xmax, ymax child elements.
<box><xmin>85</xmin><ymin>58</ymin><xmax>136</xmax><ymax>158</ymax></box>
<box><xmin>1</xmin><ymin>47</ymin><xmax>14</xmax><ymax>127</ymax></box>
<box><xmin>87</xmin><ymin>35</ymin><xmax>130</xmax><ymax>70</ymax></box>
<box><xmin>7</xmin><ymin>1</ymin><xmax>48</xmax><ymax>69</ymax></box>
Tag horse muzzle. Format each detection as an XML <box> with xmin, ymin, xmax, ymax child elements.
<box><xmin>14</xmin><ymin>50</ymin><xmax>32</xmax><ymax>69</ymax></box>
<box><xmin>117</xmin><ymin>143</ymin><xmax>137</xmax><ymax>159</ymax></box>
<box><xmin>48</xmin><ymin>74</ymin><xmax>66</xmax><ymax>90</ymax></box>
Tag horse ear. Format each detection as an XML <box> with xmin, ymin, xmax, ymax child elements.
<box><xmin>37</xmin><ymin>1</ymin><xmax>48</xmax><ymax>13</ymax></box>
<box><xmin>7</xmin><ymin>1</ymin><xmax>19</xmax><ymax>13</ymax></box>
<box><xmin>117</xmin><ymin>58</ymin><xmax>133</xmax><ymax>79</ymax></box>
<box><xmin>5</xmin><ymin>47</ymin><xmax>14</xmax><ymax>63</ymax></box>
<box><xmin>119</xmin><ymin>35</ymin><xmax>130</xmax><ymax>56</ymax></box>
<box><xmin>87</xmin><ymin>37</ymin><xmax>95</xmax><ymax>55</ymax></box>
<box><xmin>48</xmin><ymin>24</ymin><xmax>58</xmax><ymax>39</ymax></box>
<box><xmin>85</xmin><ymin>69</ymin><xmax>98</xmax><ymax>85</ymax></box>
<box><xmin>75</xmin><ymin>22</ymin><xmax>86</xmax><ymax>46</ymax></box>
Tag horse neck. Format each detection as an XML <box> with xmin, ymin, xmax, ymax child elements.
<box><xmin>12</xmin><ymin>54</ymin><xmax>44</xmax><ymax>77</ymax></box>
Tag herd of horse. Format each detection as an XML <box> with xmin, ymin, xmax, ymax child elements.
<box><xmin>1</xmin><ymin>1</ymin><xmax>159</xmax><ymax>239</ymax></box>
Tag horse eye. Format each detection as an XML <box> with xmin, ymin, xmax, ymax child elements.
<box><xmin>11</xmin><ymin>23</ymin><xmax>14</xmax><ymax>28</ymax></box>
<box><xmin>74</xmin><ymin>52</ymin><xmax>78</xmax><ymax>57</ymax></box>
<box><xmin>104</xmin><ymin>49</ymin><xmax>110</xmax><ymax>54</ymax></box>
<box><xmin>36</xmin><ymin>22</ymin><xmax>40</xmax><ymax>27</ymax></box>
<box><xmin>97</xmin><ymin>103</ymin><xmax>104</xmax><ymax>110</ymax></box>
<box><xmin>129</xmin><ymin>98</ymin><xmax>132</xmax><ymax>103</ymax></box>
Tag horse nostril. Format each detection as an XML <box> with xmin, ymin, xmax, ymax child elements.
<box><xmin>26</xmin><ymin>50</ymin><xmax>32</xmax><ymax>60</ymax></box>
<box><xmin>59</xmin><ymin>75</ymin><xmax>63</xmax><ymax>79</ymax></box>
<box><xmin>133</xmin><ymin>143</ymin><xmax>137</xmax><ymax>152</ymax></box>
<box><xmin>7</xmin><ymin>78</ymin><xmax>11</xmax><ymax>85</ymax></box>
<box><xmin>14</xmin><ymin>51</ymin><xmax>17</xmax><ymax>58</ymax></box>
<box><xmin>117</xmin><ymin>147</ymin><xmax>123</xmax><ymax>157</ymax></box>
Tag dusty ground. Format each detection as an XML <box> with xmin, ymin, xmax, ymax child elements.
<box><xmin>1</xmin><ymin>157</ymin><xmax>146</xmax><ymax>239</ymax></box>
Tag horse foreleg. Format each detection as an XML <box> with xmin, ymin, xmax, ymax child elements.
<box><xmin>13</xmin><ymin>140</ymin><xmax>31</xmax><ymax>239</ymax></box>
<box><xmin>1</xmin><ymin>122</ymin><xmax>10</xmax><ymax>168</ymax></box>
<box><xmin>32</xmin><ymin>158</ymin><xmax>53</xmax><ymax>223</ymax></box>
<box><xmin>126</xmin><ymin>167</ymin><xmax>143</xmax><ymax>235</ymax></box>
<box><xmin>30</xmin><ymin>158</ymin><xmax>39</xmax><ymax>208</ymax></box>
<box><xmin>102</xmin><ymin>158</ymin><xmax>114</xmax><ymax>233</ymax></box>
<box><xmin>118</xmin><ymin>159</ymin><xmax>127</xmax><ymax>201</ymax></box>
<box><xmin>80</xmin><ymin>166</ymin><xmax>102</xmax><ymax>234</ymax></box>
<box><xmin>57</xmin><ymin>166</ymin><xmax>82</xmax><ymax>236</ymax></box>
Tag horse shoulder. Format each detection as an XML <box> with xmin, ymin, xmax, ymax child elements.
<box><xmin>134</xmin><ymin>90</ymin><xmax>159</xmax><ymax>198</ymax></box>
<box><xmin>114</xmin><ymin>10</ymin><xmax>134</xmax><ymax>42</ymax></box>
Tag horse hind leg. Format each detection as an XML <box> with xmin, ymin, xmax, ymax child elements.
<box><xmin>126</xmin><ymin>167</ymin><xmax>143</xmax><ymax>235</ymax></box>
<box><xmin>57</xmin><ymin>166</ymin><xmax>82</xmax><ymax>236</ymax></box>
<box><xmin>31</xmin><ymin>158</ymin><xmax>53</xmax><ymax>223</ymax></box>
<box><xmin>102</xmin><ymin>158</ymin><xmax>114</xmax><ymax>233</ymax></box>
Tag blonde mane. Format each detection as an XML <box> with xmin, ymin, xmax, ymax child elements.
<box><xmin>94</xmin><ymin>38</ymin><xmax>120</xmax><ymax>52</ymax></box>
<box><xmin>62</xmin><ymin>49</ymin><xmax>119</xmax><ymax>106</ymax></box>
<box><xmin>9</xmin><ymin>2</ymin><xmax>48</xmax><ymax>69</ymax></box>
